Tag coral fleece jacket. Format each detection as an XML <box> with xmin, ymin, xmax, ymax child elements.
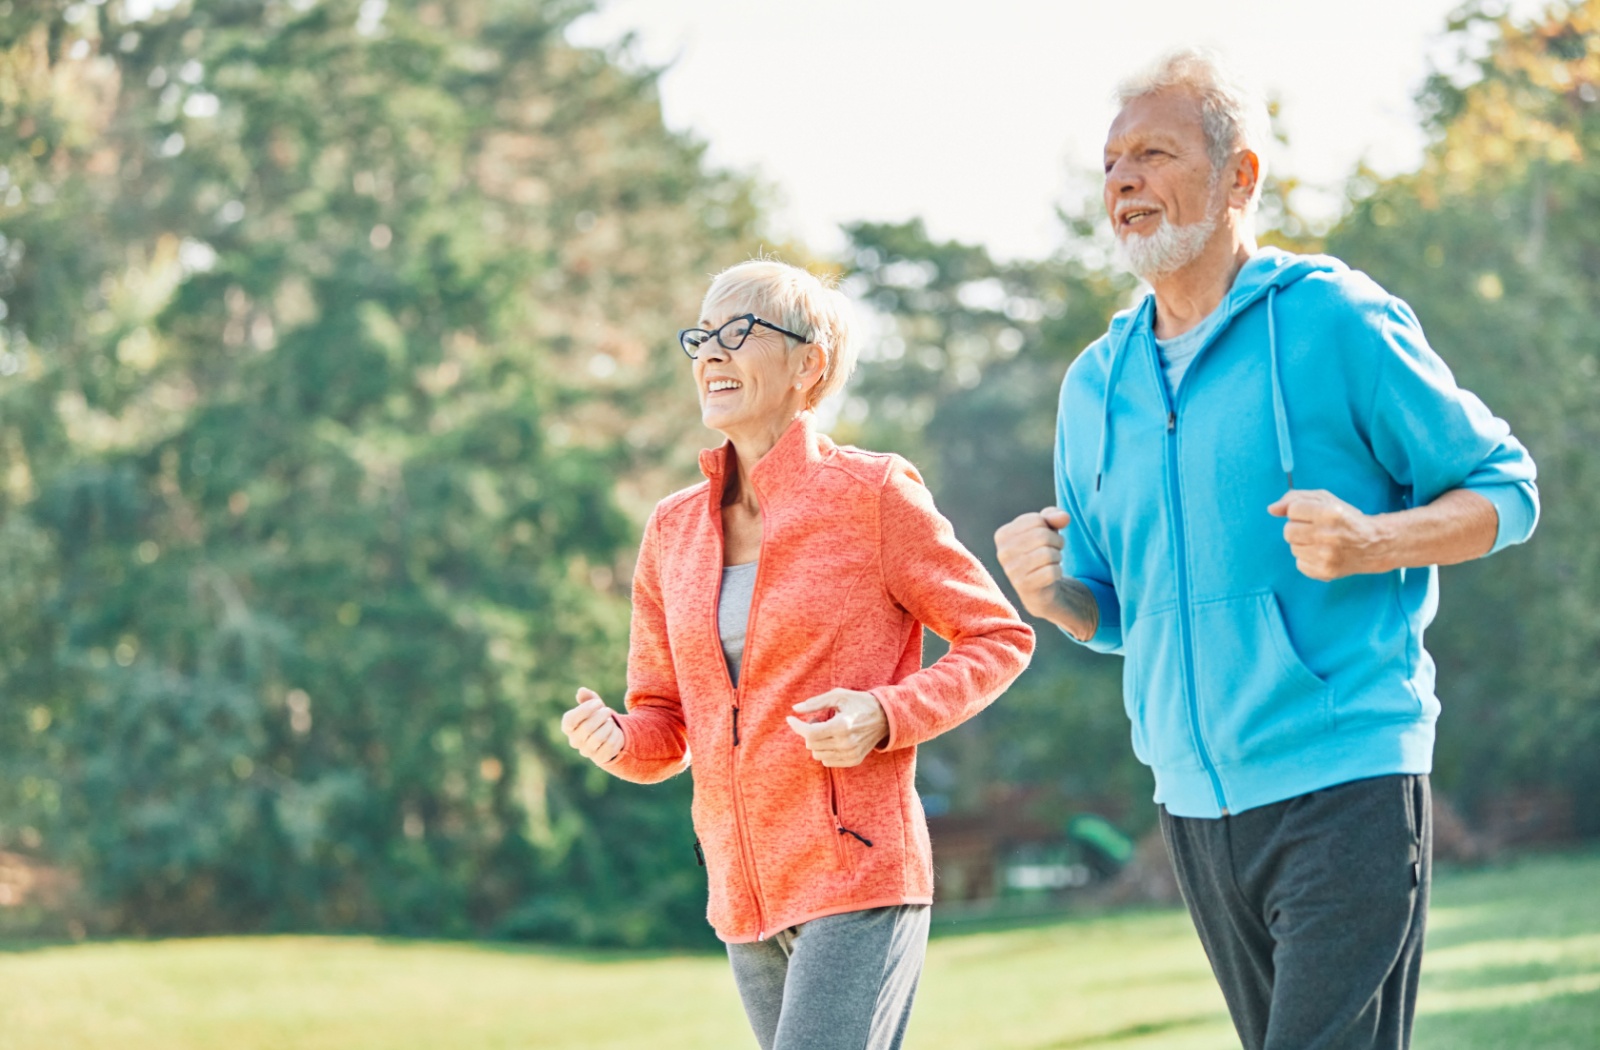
<box><xmin>606</xmin><ymin>415</ymin><xmax>1034</xmax><ymax>942</ymax></box>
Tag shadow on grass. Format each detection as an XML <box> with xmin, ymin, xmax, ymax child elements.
<box><xmin>1425</xmin><ymin>848</ymin><xmax>1600</xmax><ymax>950</ymax></box>
<box><xmin>1413</xmin><ymin>849</ymin><xmax>1600</xmax><ymax>1049</ymax></box>
<box><xmin>371</xmin><ymin>935</ymin><xmax>724</xmax><ymax>965</ymax></box>
<box><xmin>1081</xmin><ymin>967</ymin><xmax>1219</xmax><ymax>993</ymax></box>
<box><xmin>930</xmin><ymin>899</ymin><xmax>1181</xmax><ymax>940</ymax></box>
<box><xmin>0</xmin><ymin>933</ymin><xmax>722</xmax><ymax>965</ymax></box>
<box><xmin>0</xmin><ymin>938</ymin><xmax>75</xmax><ymax>954</ymax></box>
<box><xmin>1034</xmin><ymin>1013</ymin><xmax>1224</xmax><ymax>1048</ymax></box>
<box><xmin>1424</xmin><ymin>959</ymin><xmax>1600</xmax><ymax>993</ymax></box>
<box><xmin>1416</xmin><ymin>986</ymin><xmax>1600</xmax><ymax>1050</ymax></box>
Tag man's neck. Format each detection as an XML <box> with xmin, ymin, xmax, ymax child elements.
<box><xmin>1149</xmin><ymin>234</ymin><xmax>1257</xmax><ymax>340</ymax></box>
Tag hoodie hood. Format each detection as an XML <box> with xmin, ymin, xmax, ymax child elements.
<box><xmin>1095</xmin><ymin>247</ymin><xmax>1345</xmax><ymax>491</ymax></box>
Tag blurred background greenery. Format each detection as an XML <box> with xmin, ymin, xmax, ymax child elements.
<box><xmin>0</xmin><ymin>0</ymin><xmax>1596</xmax><ymax>957</ymax></box>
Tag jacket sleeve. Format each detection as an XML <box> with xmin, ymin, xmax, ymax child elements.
<box><xmin>1367</xmin><ymin>297</ymin><xmax>1539</xmax><ymax>553</ymax></box>
<box><xmin>606</xmin><ymin>506</ymin><xmax>691</xmax><ymax>784</ymax></box>
<box><xmin>869</xmin><ymin>459</ymin><xmax>1036</xmax><ymax>751</ymax></box>
<box><xmin>1055</xmin><ymin>375</ymin><xmax>1123</xmax><ymax>653</ymax></box>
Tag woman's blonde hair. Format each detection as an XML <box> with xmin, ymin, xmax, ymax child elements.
<box><xmin>701</xmin><ymin>259</ymin><xmax>857</xmax><ymax>408</ymax></box>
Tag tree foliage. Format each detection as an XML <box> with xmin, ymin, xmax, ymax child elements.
<box><xmin>0</xmin><ymin>0</ymin><xmax>758</xmax><ymax>943</ymax></box>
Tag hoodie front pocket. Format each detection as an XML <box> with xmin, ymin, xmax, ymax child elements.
<box><xmin>1123</xmin><ymin>605</ymin><xmax>1195</xmax><ymax>769</ymax></box>
<box><xmin>1190</xmin><ymin>591</ymin><xmax>1333</xmax><ymax>764</ymax></box>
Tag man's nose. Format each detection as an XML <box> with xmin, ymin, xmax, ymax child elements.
<box><xmin>1107</xmin><ymin>160</ymin><xmax>1141</xmax><ymax>195</ymax></box>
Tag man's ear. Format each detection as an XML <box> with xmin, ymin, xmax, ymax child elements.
<box><xmin>1230</xmin><ymin>148</ymin><xmax>1261</xmax><ymax>211</ymax></box>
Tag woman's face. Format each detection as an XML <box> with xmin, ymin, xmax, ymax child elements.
<box><xmin>692</xmin><ymin>300</ymin><xmax>810</xmax><ymax>441</ymax></box>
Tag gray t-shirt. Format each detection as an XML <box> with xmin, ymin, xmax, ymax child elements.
<box><xmin>718</xmin><ymin>561</ymin><xmax>759</xmax><ymax>687</ymax></box>
<box><xmin>1154</xmin><ymin>299</ymin><xmax>1229</xmax><ymax>395</ymax></box>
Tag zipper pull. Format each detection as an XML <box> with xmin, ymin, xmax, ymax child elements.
<box><xmin>838</xmin><ymin>827</ymin><xmax>874</xmax><ymax>848</ymax></box>
<box><xmin>732</xmin><ymin>705</ymin><xmax>740</xmax><ymax>746</ymax></box>
<box><xmin>693</xmin><ymin>839</ymin><xmax>705</xmax><ymax>867</ymax></box>
<box><xmin>1167</xmin><ymin>410</ymin><xmax>1177</xmax><ymax>432</ymax></box>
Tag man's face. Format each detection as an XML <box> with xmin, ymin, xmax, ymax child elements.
<box><xmin>1103</xmin><ymin>90</ymin><xmax>1225</xmax><ymax>272</ymax></box>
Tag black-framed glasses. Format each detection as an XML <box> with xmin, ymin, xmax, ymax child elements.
<box><xmin>678</xmin><ymin>314</ymin><xmax>809</xmax><ymax>359</ymax></box>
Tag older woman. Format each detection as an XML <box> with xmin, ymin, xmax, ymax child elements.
<box><xmin>560</xmin><ymin>259</ymin><xmax>1033</xmax><ymax>1050</ymax></box>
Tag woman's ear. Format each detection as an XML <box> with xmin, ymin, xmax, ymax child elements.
<box><xmin>800</xmin><ymin>344</ymin><xmax>828</xmax><ymax>403</ymax></box>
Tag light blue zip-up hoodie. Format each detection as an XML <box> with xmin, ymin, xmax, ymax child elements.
<box><xmin>1056</xmin><ymin>248</ymin><xmax>1538</xmax><ymax>818</ymax></box>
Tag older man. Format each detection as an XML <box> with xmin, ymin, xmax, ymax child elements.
<box><xmin>995</xmin><ymin>50</ymin><xmax>1538</xmax><ymax>1050</ymax></box>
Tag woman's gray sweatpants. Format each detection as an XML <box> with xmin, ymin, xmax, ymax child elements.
<box><xmin>1160</xmin><ymin>774</ymin><xmax>1432</xmax><ymax>1050</ymax></box>
<box><xmin>725</xmin><ymin>904</ymin><xmax>931</xmax><ymax>1050</ymax></box>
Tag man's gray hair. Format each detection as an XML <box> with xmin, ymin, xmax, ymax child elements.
<box><xmin>1115</xmin><ymin>47</ymin><xmax>1271</xmax><ymax>207</ymax></box>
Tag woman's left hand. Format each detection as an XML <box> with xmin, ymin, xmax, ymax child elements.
<box><xmin>785</xmin><ymin>689</ymin><xmax>889</xmax><ymax>767</ymax></box>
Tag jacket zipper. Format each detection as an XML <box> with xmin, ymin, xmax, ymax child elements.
<box><xmin>1151</xmin><ymin>332</ymin><xmax>1230</xmax><ymax>815</ymax></box>
<box><xmin>713</xmin><ymin>492</ymin><xmax>770</xmax><ymax>939</ymax></box>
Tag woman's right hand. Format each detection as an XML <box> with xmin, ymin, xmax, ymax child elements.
<box><xmin>561</xmin><ymin>688</ymin><xmax>624</xmax><ymax>766</ymax></box>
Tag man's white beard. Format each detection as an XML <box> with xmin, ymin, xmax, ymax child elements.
<box><xmin>1114</xmin><ymin>210</ymin><xmax>1218</xmax><ymax>280</ymax></box>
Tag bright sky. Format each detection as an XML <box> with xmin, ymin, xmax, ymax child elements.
<box><xmin>568</xmin><ymin>0</ymin><xmax>1544</xmax><ymax>261</ymax></box>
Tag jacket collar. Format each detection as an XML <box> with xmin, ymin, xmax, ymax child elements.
<box><xmin>698</xmin><ymin>413</ymin><xmax>828</xmax><ymax>511</ymax></box>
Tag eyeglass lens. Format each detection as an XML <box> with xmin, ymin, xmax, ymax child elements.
<box><xmin>682</xmin><ymin>316</ymin><xmax>757</xmax><ymax>357</ymax></box>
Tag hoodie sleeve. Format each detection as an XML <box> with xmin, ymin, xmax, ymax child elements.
<box><xmin>1367</xmin><ymin>297</ymin><xmax>1539</xmax><ymax>553</ymax></box>
<box><xmin>869</xmin><ymin>459</ymin><xmax>1036</xmax><ymax>752</ymax></box>
<box><xmin>1054</xmin><ymin>376</ymin><xmax>1124</xmax><ymax>653</ymax></box>
<box><xmin>606</xmin><ymin>506</ymin><xmax>691</xmax><ymax>784</ymax></box>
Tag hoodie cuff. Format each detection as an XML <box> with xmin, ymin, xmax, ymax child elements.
<box><xmin>1465</xmin><ymin>482</ymin><xmax>1537</xmax><ymax>554</ymax></box>
<box><xmin>1066</xmin><ymin>577</ymin><xmax>1122</xmax><ymax>654</ymax></box>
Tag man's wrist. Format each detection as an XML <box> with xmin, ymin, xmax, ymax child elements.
<box><xmin>1365</xmin><ymin>511</ymin><xmax>1403</xmax><ymax>575</ymax></box>
<box><xmin>1033</xmin><ymin>578</ymin><xmax>1098</xmax><ymax>641</ymax></box>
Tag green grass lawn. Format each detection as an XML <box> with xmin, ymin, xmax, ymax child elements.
<box><xmin>1</xmin><ymin>849</ymin><xmax>1595</xmax><ymax>1050</ymax></box>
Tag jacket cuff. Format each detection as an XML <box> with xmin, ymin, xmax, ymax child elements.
<box><xmin>870</xmin><ymin>686</ymin><xmax>908</xmax><ymax>752</ymax></box>
<box><xmin>604</xmin><ymin>711</ymin><xmax>684</xmax><ymax>784</ymax></box>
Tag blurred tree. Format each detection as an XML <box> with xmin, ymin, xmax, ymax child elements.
<box><xmin>1327</xmin><ymin>0</ymin><xmax>1600</xmax><ymax>827</ymax></box>
<box><xmin>0</xmin><ymin>0</ymin><xmax>760</xmax><ymax>943</ymax></box>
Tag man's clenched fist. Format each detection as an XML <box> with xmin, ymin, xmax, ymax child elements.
<box><xmin>995</xmin><ymin>507</ymin><xmax>1071</xmax><ymax>618</ymax></box>
<box><xmin>1268</xmin><ymin>489</ymin><xmax>1391</xmax><ymax>581</ymax></box>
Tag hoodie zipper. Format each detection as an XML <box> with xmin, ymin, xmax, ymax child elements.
<box><xmin>1149</xmin><ymin>330</ymin><xmax>1230</xmax><ymax>815</ymax></box>
<box><xmin>713</xmin><ymin>496</ymin><xmax>770</xmax><ymax>940</ymax></box>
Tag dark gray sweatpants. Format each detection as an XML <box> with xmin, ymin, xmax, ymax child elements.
<box><xmin>1160</xmin><ymin>774</ymin><xmax>1432</xmax><ymax>1050</ymax></box>
<box><xmin>725</xmin><ymin>904</ymin><xmax>930</xmax><ymax>1050</ymax></box>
